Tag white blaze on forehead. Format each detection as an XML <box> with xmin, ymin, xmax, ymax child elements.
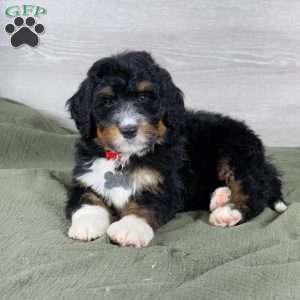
<box><xmin>114</xmin><ymin>103</ymin><xmax>143</xmax><ymax>127</ymax></box>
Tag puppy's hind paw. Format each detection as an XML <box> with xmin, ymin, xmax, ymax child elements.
<box><xmin>210</xmin><ymin>186</ymin><xmax>231</xmax><ymax>211</ymax></box>
<box><xmin>209</xmin><ymin>205</ymin><xmax>242</xmax><ymax>227</ymax></box>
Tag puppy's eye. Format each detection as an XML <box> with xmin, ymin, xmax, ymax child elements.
<box><xmin>138</xmin><ymin>95</ymin><xmax>146</xmax><ymax>102</ymax></box>
<box><xmin>102</xmin><ymin>96</ymin><xmax>114</xmax><ymax>106</ymax></box>
<box><xmin>137</xmin><ymin>93</ymin><xmax>152</xmax><ymax>103</ymax></box>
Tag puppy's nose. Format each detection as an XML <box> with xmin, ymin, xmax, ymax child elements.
<box><xmin>120</xmin><ymin>125</ymin><xmax>138</xmax><ymax>139</ymax></box>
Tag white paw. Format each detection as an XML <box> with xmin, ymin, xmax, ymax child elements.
<box><xmin>68</xmin><ymin>205</ymin><xmax>110</xmax><ymax>241</ymax></box>
<box><xmin>210</xmin><ymin>186</ymin><xmax>231</xmax><ymax>211</ymax></box>
<box><xmin>106</xmin><ymin>215</ymin><xmax>154</xmax><ymax>248</ymax></box>
<box><xmin>209</xmin><ymin>205</ymin><xmax>242</xmax><ymax>227</ymax></box>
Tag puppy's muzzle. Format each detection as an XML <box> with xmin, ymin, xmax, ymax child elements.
<box><xmin>120</xmin><ymin>125</ymin><xmax>138</xmax><ymax>139</ymax></box>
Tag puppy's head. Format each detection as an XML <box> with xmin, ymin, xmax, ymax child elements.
<box><xmin>67</xmin><ymin>51</ymin><xmax>184</xmax><ymax>154</ymax></box>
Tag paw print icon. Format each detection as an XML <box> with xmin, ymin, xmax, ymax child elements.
<box><xmin>5</xmin><ymin>17</ymin><xmax>45</xmax><ymax>47</ymax></box>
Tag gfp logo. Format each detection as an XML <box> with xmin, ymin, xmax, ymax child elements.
<box><xmin>4</xmin><ymin>5</ymin><xmax>46</xmax><ymax>48</ymax></box>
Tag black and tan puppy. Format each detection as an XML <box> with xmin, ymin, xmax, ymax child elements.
<box><xmin>65</xmin><ymin>51</ymin><xmax>287</xmax><ymax>247</ymax></box>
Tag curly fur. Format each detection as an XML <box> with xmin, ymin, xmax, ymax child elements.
<box><xmin>65</xmin><ymin>51</ymin><xmax>287</xmax><ymax>244</ymax></box>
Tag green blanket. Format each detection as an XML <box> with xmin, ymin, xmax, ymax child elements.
<box><xmin>0</xmin><ymin>98</ymin><xmax>299</xmax><ymax>300</ymax></box>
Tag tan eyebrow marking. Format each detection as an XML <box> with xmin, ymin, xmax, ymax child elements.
<box><xmin>96</xmin><ymin>86</ymin><xmax>114</xmax><ymax>96</ymax></box>
<box><xmin>136</xmin><ymin>80</ymin><xmax>153</xmax><ymax>92</ymax></box>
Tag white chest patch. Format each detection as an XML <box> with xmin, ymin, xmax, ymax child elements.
<box><xmin>77</xmin><ymin>158</ymin><xmax>132</xmax><ymax>210</ymax></box>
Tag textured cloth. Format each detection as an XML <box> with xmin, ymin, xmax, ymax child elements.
<box><xmin>0</xmin><ymin>98</ymin><xmax>299</xmax><ymax>300</ymax></box>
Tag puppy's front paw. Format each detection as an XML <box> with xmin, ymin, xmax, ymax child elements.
<box><xmin>209</xmin><ymin>205</ymin><xmax>242</xmax><ymax>227</ymax></box>
<box><xmin>210</xmin><ymin>186</ymin><xmax>231</xmax><ymax>211</ymax></box>
<box><xmin>68</xmin><ymin>205</ymin><xmax>110</xmax><ymax>241</ymax></box>
<box><xmin>106</xmin><ymin>215</ymin><xmax>154</xmax><ymax>248</ymax></box>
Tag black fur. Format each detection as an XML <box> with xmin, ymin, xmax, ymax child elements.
<box><xmin>66</xmin><ymin>51</ymin><xmax>285</xmax><ymax>229</ymax></box>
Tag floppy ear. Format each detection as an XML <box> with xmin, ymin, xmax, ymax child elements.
<box><xmin>166</xmin><ymin>85</ymin><xmax>185</xmax><ymax>130</ymax></box>
<box><xmin>66</xmin><ymin>79</ymin><xmax>96</xmax><ymax>139</ymax></box>
<box><xmin>160</xmin><ymin>70</ymin><xmax>185</xmax><ymax>132</ymax></box>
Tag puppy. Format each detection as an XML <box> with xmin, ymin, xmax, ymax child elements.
<box><xmin>65</xmin><ymin>51</ymin><xmax>287</xmax><ymax>247</ymax></box>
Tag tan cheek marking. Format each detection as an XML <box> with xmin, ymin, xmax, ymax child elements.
<box><xmin>96</xmin><ymin>126</ymin><xmax>107</xmax><ymax>147</ymax></box>
<box><xmin>131</xmin><ymin>167</ymin><xmax>163</xmax><ymax>194</ymax></box>
<box><xmin>138</xmin><ymin>121</ymin><xmax>155</xmax><ymax>137</ymax></box>
<box><xmin>96</xmin><ymin>125</ymin><xmax>121</xmax><ymax>148</ymax></box>
<box><xmin>139</xmin><ymin>121</ymin><xmax>153</xmax><ymax>132</ymax></box>
<box><xmin>156</xmin><ymin>120</ymin><xmax>167</xmax><ymax>140</ymax></box>
<box><xmin>139</xmin><ymin>120</ymin><xmax>167</xmax><ymax>143</ymax></box>
<box><xmin>102</xmin><ymin>126</ymin><xmax>120</xmax><ymax>140</ymax></box>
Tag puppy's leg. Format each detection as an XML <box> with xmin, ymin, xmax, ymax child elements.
<box><xmin>209</xmin><ymin>178</ymin><xmax>245</xmax><ymax>227</ymax></box>
<box><xmin>106</xmin><ymin>201</ymin><xmax>157</xmax><ymax>248</ymax></box>
<box><xmin>107</xmin><ymin>189</ymin><xmax>178</xmax><ymax>248</ymax></box>
<box><xmin>66</xmin><ymin>184</ymin><xmax>111</xmax><ymax>241</ymax></box>
<box><xmin>206</xmin><ymin>117</ymin><xmax>285</xmax><ymax>227</ymax></box>
<box><xmin>209</xmin><ymin>157</ymin><xmax>284</xmax><ymax>227</ymax></box>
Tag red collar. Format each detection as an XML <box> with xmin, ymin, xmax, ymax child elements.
<box><xmin>105</xmin><ymin>150</ymin><xmax>121</xmax><ymax>160</ymax></box>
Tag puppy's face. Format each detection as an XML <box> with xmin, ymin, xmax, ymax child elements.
<box><xmin>93</xmin><ymin>80</ymin><xmax>166</xmax><ymax>154</ymax></box>
<box><xmin>67</xmin><ymin>51</ymin><xmax>184</xmax><ymax>155</ymax></box>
